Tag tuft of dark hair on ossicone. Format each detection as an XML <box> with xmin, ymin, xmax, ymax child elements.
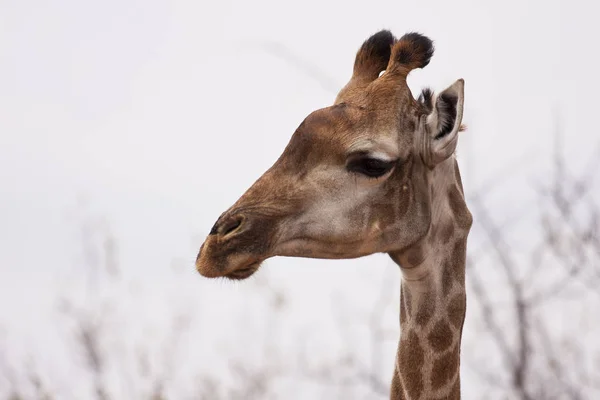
<box><xmin>391</xmin><ymin>32</ymin><xmax>435</xmax><ymax>73</ymax></box>
<box><xmin>435</xmin><ymin>93</ymin><xmax>458</xmax><ymax>140</ymax></box>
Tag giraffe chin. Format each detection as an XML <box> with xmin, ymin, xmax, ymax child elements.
<box><xmin>224</xmin><ymin>261</ymin><xmax>262</xmax><ymax>280</ymax></box>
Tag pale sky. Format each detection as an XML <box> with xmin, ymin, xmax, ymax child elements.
<box><xmin>1</xmin><ymin>0</ymin><xmax>599</xmax><ymax>398</ymax></box>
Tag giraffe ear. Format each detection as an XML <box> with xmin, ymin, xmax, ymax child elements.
<box><xmin>423</xmin><ymin>79</ymin><xmax>465</xmax><ymax>166</ymax></box>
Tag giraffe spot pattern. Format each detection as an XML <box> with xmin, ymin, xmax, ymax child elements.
<box><xmin>431</xmin><ymin>377</ymin><xmax>461</xmax><ymax>400</ymax></box>
<box><xmin>448</xmin><ymin>378</ymin><xmax>461</xmax><ymax>399</ymax></box>
<box><xmin>447</xmin><ymin>293</ymin><xmax>466</xmax><ymax>329</ymax></box>
<box><xmin>415</xmin><ymin>296</ymin><xmax>435</xmax><ymax>327</ymax></box>
<box><xmin>427</xmin><ymin>319</ymin><xmax>454</xmax><ymax>352</ymax></box>
<box><xmin>398</xmin><ymin>330</ymin><xmax>424</xmax><ymax>399</ymax></box>
<box><xmin>430</xmin><ymin>345</ymin><xmax>459</xmax><ymax>390</ymax></box>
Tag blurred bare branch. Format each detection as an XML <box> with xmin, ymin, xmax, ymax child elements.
<box><xmin>467</xmin><ymin>134</ymin><xmax>600</xmax><ymax>399</ymax></box>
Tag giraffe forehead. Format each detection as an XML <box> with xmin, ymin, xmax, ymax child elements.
<box><xmin>289</xmin><ymin>109</ymin><xmax>401</xmax><ymax>159</ymax></box>
<box><xmin>299</xmin><ymin>105</ymin><xmax>361</xmax><ymax>139</ymax></box>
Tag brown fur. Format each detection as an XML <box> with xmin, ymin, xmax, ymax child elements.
<box><xmin>398</xmin><ymin>330</ymin><xmax>425</xmax><ymax>398</ymax></box>
<box><xmin>428</xmin><ymin>320</ymin><xmax>454</xmax><ymax>352</ymax></box>
<box><xmin>388</xmin><ymin>32</ymin><xmax>434</xmax><ymax>75</ymax></box>
<box><xmin>354</xmin><ymin>30</ymin><xmax>395</xmax><ymax>81</ymax></box>
<box><xmin>415</xmin><ymin>295</ymin><xmax>436</xmax><ymax>327</ymax></box>
<box><xmin>195</xmin><ymin>30</ymin><xmax>472</xmax><ymax>399</ymax></box>
<box><xmin>439</xmin><ymin>222</ymin><xmax>454</xmax><ymax>245</ymax></box>
<box><xmin>448</xmin><ymin>186</ymin><xmax>472</xmax><ymax>230</ymax></box>
<box><xmin>431</xmin><ymin>345</ymin><xmax>460</xmax><ymax>390</ymax></box>
<box><xmin>447</xmin><ymin>293</ymin><xmax>466</xmax><ymax>329</ymax></box>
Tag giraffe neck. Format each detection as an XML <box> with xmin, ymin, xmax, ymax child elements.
<box><xmin>389</xmin><ymin>158</ymin><xmax>472</xmax><ymax>400</ymax></box>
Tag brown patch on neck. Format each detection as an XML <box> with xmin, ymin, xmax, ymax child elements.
<box><xmin>415</xmin><ymin>294</ymin><xmax>435</xmax><ymax>327</ymax></box>
<box><xmin>430</xmin><ymin>345</ymin><xmax>460</xmax><ymax>390</ymax></box>
<box><xmin>397</xmin><ymin>329</ymin><xmax>425</xmax><ymax>399</ymax></box>
<box><xmin>447</xmin><ymin>292</ymin><xmax>466</xmax><ymax>330</ymax></box>
<box><xmin>431</xmin><ymin>376</ymin><xmax>461</xmax><ymax>400</ymax></box>
<box><xmin>428</xmin><ymin>319</ymin><xmax>454</xmax><ymax>352</ymax></box>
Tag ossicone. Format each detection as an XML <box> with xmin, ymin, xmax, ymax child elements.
<box><xmin>353</xmin><ymin>30</ymin><xmax>396</xmax><ymax>81</ymax></box>
<box><xmin>388</xmin><ymin>32</ymin><xmax>434</xmax><ymax>76</ymax></box>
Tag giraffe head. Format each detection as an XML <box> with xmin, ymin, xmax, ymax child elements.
<box><xmin>196</xmin><ymin>30</ymin><xmax>465</xmax><ymax>279</ymax></box>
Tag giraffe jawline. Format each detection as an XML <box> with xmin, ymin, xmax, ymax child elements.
<box><xmin>224</xmin><ymin>261</ymin><xmax>261</xmax><ymax>280</ymax></box>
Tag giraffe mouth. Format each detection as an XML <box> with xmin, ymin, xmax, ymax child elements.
<box><xmin>224</xmin><ymin>261</ymin><xmax>262</xmax><ymax>280</ymax></box>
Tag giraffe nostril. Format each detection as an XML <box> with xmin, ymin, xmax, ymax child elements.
<box><xmin>216</xmin><ymin>215</ymin><xmax>244</xmax><ymax>237</ymax></box>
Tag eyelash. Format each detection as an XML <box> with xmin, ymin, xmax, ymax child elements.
<box><xmin>346</xmin><ymin>157</ymin><xmax>396</xmax><ymax>178</ymax></box>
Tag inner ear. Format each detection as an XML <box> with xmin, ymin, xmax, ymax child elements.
<box><xmin>424</xmin><ymin>79</ymin><xmax>465</xmax><ymax>166</ymax></box>
<box><xmin>435</xmin><ymin>91</ymin><xmax>459</xmax><ymax>140</ymax></box>
<box><xmin>418</xmin><ymin>88</ymin><xmax>434</xmax><ymax>112</ymax></box>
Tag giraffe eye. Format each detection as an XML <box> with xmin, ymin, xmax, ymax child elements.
<box><xmin>346</xmin><ymin>157</ymin><xmax>396</xmax><ymax>178</ymax></box>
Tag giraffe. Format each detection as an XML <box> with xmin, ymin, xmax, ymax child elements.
<box><xmin>196</xmin><ymin>30</ymin><xmax>472</xmax><ymax>399</ymax></box>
